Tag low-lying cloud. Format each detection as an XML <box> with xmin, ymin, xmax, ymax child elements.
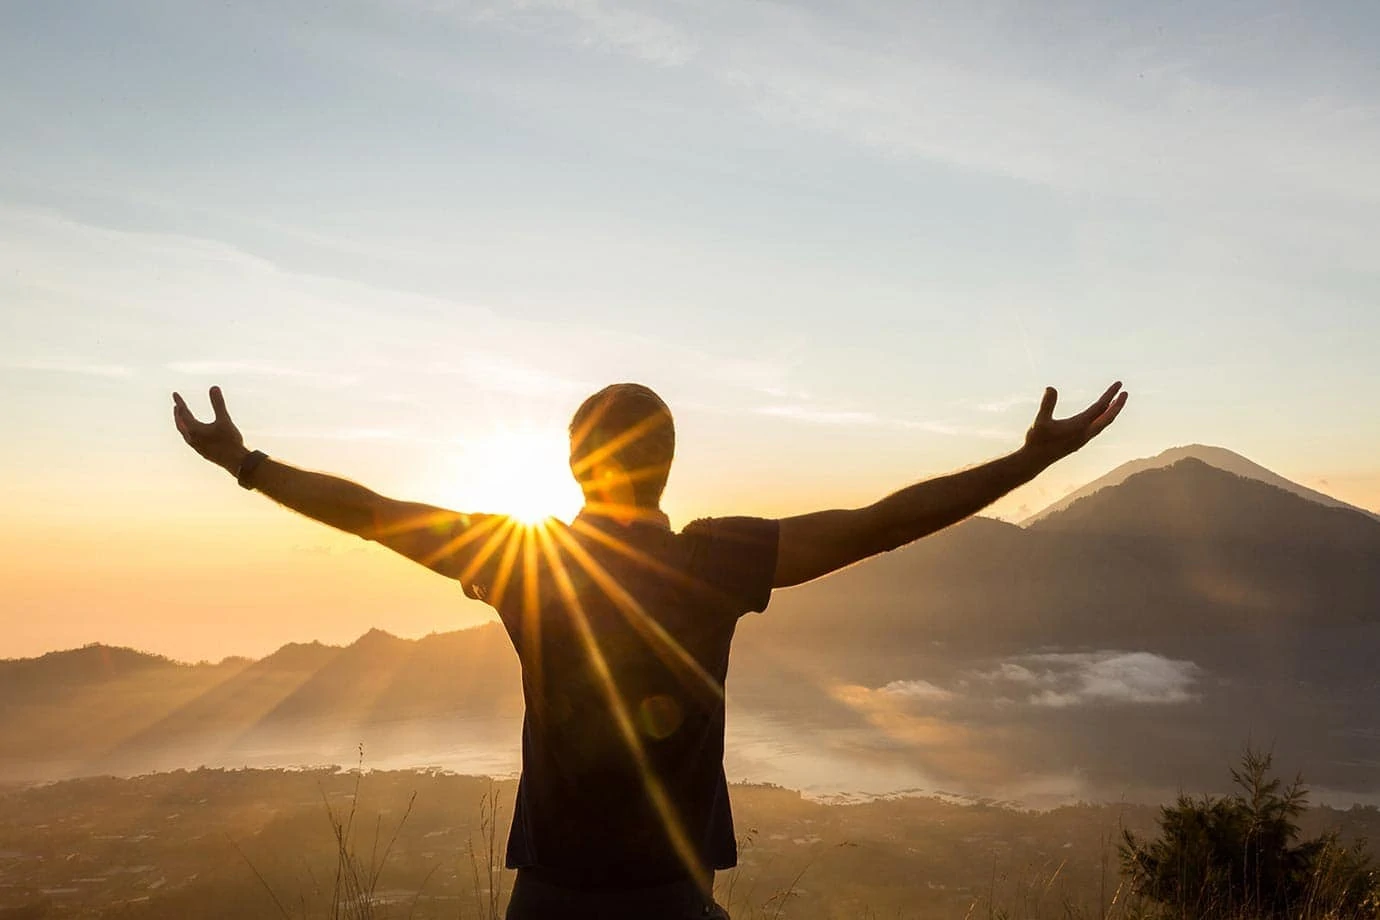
<box><xmin>878</xmin><ymin>679</ymin><xmax>954</xmax><ymax>702</ymax></box>
<box><xmin>982</xmin><ymin>651</ymin><xmax>1201</xmax><ymax>708</ymax></box>
<box><xmin>862</xmin><ymin>651</ymin><xmax>1203</xmax><ymax>712</ymax></box>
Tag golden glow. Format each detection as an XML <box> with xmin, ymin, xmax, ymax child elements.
<box><xmin>443</xmin><ymin>426</ymin><xmax>584</xmax><ymax>525</ymax></box>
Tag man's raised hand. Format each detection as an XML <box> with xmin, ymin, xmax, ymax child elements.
<box><xmin>1023</xmin><ymin>381</ymin><xmax>1128</xmax><ymax>467</ymax></box>
<box><xmin>172</xmin><ymin>386</ymin><xmax>249</xmax><ymax>473</ymax></box>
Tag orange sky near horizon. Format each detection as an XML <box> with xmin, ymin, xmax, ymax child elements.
<box><xmin>5</xmin><ymin>421</ymin><xmax>1377</xmax><ymax>664</ymax></box>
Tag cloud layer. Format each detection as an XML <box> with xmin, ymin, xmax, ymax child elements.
<box><xmin>991</xmin><ymin>651</ymin><xmax>1202</xmax><ymax>708</ymax></box>
<box><xmin>855</xmin><ymin>650</ymin><xmax>1203</xmax><ymax>712</ymax></box>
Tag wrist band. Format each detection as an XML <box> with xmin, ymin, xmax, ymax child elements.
<box><xmin>236</xmin><ymin>449</ymin><xmax>269</xmax><ymax>490</ymax></box>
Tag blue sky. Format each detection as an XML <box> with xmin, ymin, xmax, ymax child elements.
<box><xmin>2</xmin><ymin>0</ymin><xmax>1378</xmax><ymax>657</ymax></box>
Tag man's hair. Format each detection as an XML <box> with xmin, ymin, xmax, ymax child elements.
<box><xmin>569</xmin><ymin>383</ymin><xmax>675</xmax><ymax>507</ymax></box>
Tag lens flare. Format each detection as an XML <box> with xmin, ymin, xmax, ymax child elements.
<box><xmin>441</xmin><ymin>426</ymin><xmax>584</xmax><ymax>525</ymax></box>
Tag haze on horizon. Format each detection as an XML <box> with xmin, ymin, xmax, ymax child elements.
<box><xmin>2</xmin><ymin>0</ymin><xmax>1378</xmax><ymax>661</ymax></box>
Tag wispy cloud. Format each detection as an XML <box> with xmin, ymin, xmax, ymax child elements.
<box><xmin>754</xmin><ymin>405</ymin><xmax>881</xmax><ymax>426</ymax></box>
<box><xmin>3</xmin><ymin>358</ymin><xmax>135</xmax><ymax>379</ymax></box>
<box><xmin>753</xmin><ymin>403</ymin><xmax>1013</xmax><ymax>440</ymax></box>
<box><xmin>973</xmin><ymin>394</ymin><xmax>1037</xmax><ymax>415</ymax></box>
<box><xmin>452</xmin><ymin>0</ymin><xmax>1380</xmax><ymax>211</ymax></box>
<box><xmin>258</xmin><ymin>426</ymin><xmax>448</xmax><ymax>443</ymax></box>
<box><xmin>166</xmin><ymin>361</ymin><xmax>358</xmax><ymax>388</ymax></box>
<box><xmin>0</xmin><ymin>205</ymin><xmax>819</xmax><ymax>421</ymax></box>
<box><xmin>472</xmin><ymin>0</ymin><xmax>697</xmax><ymax>67</ymax></box>
<box><xmin>424</xmin><ymin>353</ymin><xmax>592</xmax><ymax>398</ymax></box>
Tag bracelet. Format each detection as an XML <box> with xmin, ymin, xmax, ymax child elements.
<box><xmin>236</xmin><ymin>449</ymin><xmax>269</xmax><ymax>490</ymax></box>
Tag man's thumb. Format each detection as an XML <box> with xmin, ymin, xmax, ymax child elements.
<box><xmin>1036</xmin><ymin>386</ymin><xmax>1057</xmax><ymax>423</ymax></box>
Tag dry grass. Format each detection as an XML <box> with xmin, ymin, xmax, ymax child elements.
<box><xmin>462</xmin><ymin>782</ymin><xmax>505</xmax><ymax>920</ymax></box>
<box><xmin>235</xmin><ymin>747</ymin><xmax>428</xmax><ymax>920</ymax></box>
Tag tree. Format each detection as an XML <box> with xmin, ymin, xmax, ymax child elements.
<box><xmin>1120</xmin><ymin>747</ymin><xmax>1377</xmax><ymax>919</ymax></box>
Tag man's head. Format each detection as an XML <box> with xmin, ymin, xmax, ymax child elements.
<box><xmin>569</xmin><ymin>383</ymin><xmax>675</xmax><ymax>509</ymax></box>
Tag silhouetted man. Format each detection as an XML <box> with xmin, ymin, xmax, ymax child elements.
<box><xmin>173</xmin><ymin>379</ymin><xmax>1127</xmax><ymax>919</ymax></box>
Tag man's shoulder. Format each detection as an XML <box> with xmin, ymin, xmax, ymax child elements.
<box><xmin>675</xmin><ymin>516</ymin><xmax>780</xmax><ymax>616</ymax></box>
<box><xmin>680</xmin><ymin>515</ymin><xmax>780</xmax><ymax>542</ymax></box>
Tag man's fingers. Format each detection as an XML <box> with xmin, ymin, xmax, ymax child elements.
<box><xmin>1036</xmin><ymin>387</ymin><xmax>1057</xmax><ymax>423</ymax></box>
<box><xmin>172</xmin><ymin>392</ymin><xmax>196</xmax><ymax>430</ymax></box>
<box><xmin>172</xmin><ymin>391</ymin><xmax>202</xmax><ymax>424</ymax></box>
<box><xmin>209</xmin><ymin>386</ymin><xmax>229</xmax><ymax>423</ymax></box>
<box><xmin>1073</xmin><ymin>381</ymin><xmax>1123</xmax><ymax>424</ymax></box>
<box><xmin>1094</xmin><ymin>380</ymin><xmax>1123</xmax><ymax>410</ymax></box>
<box><xmin>172</xmin><ymin>391</ymin><xmax>213</xmax><ymax>443</ymax></box>
<box><xmin>1087</xmin><ymin>391</ymin><xmax>1129</xmax><ymax>438</ymax></box>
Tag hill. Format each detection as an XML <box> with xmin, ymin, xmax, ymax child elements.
<box><xmin>0</xmin><ymin>625</ymin><xmax>522</xmax><ymax>782</ymax></box>
<box><xmin>0</xmin><ymin>644</ymin><xmax>208</xmax><ymax>702</ymax></box>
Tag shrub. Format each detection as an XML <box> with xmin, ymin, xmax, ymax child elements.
<box><xmin>1120</xmin><ymin>747</ymin><xmax>1378</xmax><ymax>919</ymax></box>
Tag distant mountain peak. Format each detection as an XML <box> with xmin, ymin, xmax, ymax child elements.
<box><xmin>354</xmin><ymin>627</ymin><xmax>401</xmax><ymax>644</ymax></box>
<box><xmin>1029</xmin><ymin>458</ymin><xmax>1380</xmax><ymax>552</ymax></box>
<box><xmin>1022</xmin><ymin>444</ymin><xmax>1378</xmax><ymax>525</ymax></box>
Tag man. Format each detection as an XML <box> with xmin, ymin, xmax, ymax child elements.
<box><xmin>173</xmin><ymin>379</ymin><xmax>1126</xmax><ymax>919</ymax></box>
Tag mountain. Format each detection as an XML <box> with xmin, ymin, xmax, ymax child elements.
<box><xmin>743</xmin><ymin>458</ymin><xmax>1380</xmax><ymax>672</ymax></box>
<box><xmin>5</xmin><ymin>454</ymin><xmax>1380</xmax><ymax>799</ymax></box>
<box><xmin>1022</xmin><ymin>444</ymin><xmax>1379</xmax><ymax>524</ymax></box>
<box><xmin>1031</xmin><ymin>457</ymin><xmax>1380</xmax><ymax>548</ymax></box>
<box><xmin>731</xmin><ymin>457</ymin><xmax>1380</xmax><ymax>799</ymax></box>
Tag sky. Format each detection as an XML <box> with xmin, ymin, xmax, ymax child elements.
<box><xmin>2</xmin><ymin>0</ymin><xmax>1378</xmax><ymax>661</ymax></box>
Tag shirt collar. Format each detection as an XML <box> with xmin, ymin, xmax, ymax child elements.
<box><xmin>575</xmin><ymin>503</ymin><xmax>672</xmax><ymax>533</ymax></box>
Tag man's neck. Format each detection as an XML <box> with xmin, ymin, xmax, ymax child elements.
<box><xmin>579</xmin><ymin>500</ymin><xmax>670</xmax><ymax>530</ymax></box>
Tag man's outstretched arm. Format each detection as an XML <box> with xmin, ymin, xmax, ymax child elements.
<box><xmin>172</xmin><ymin>386</ymin><xmax>482</xmax><ymax>579</ymax></box>
<box><xmin>772</xmin><ymin>382</ymin><xmax>1128</xmax><ymax>589</ymax></box>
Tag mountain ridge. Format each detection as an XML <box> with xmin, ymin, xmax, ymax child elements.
<box><xmin>9</xmin><ymin>456</ymin><xmax>1380</xmax><ymax>675</ymax></box>
<box><xmin>740</xmin><ymin>456</ymin><xmax>1380</xmax><ymax>671</ymax></box>
<box><xmin>1022</xmin><ymin>444</ymin><xmax>1379</xmax><ymax>525</ymax></box>
<box><xmin>1031</xmin><ymin>457</ymin><xmax>1380</xmax><ymax>548</ymax></box>
<box><xmin>5</xmin><ymin>450</ymin><xmax>1380</xmax><ymax>796</ymax></box>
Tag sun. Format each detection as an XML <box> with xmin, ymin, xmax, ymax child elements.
<box><xmin>446</xmin><ymin>426</ymin><xmax>584</xmax><ymax>525</ymax></box>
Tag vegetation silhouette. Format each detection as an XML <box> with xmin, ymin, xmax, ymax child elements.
<box><xmin>235</xmin><ymin>748</ymin><xmax>424</xmax><ymax>920</ymax></box>
<box><xmin>1121</xmin><ymin>747</ymin><xmax>1378</xmax><ymax>919</ymax></box>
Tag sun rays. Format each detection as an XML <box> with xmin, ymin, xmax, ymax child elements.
<box><xmin>354</xmin><ymin>391</ymin><xmax>727</xmax><ymax>885</ymax></box>
<box><xmin>547</xmin><ymin>524</ymin><xmax>724</xmax><ymax>704</ymax></box>
<box><xmin>380</xmin><ymin>501</ymin><xmax>723</xmax><ymax>884</ymax></box>
<box><xmin>531</xmin><ymin>525</ymin><xmax>709</xmax><ymax>884</ymax></box>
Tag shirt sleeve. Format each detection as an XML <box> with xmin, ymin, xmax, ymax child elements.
<box><xmin>681</xmin><ymin>516</ymin><xmax>780</xmax><ymax>615</ymax></box>
<box><xmin>447</xmin><ymin>513</ymin><xmax>522</xmax><ymax>606</ymax></box>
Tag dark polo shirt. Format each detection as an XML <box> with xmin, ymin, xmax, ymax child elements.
<box><xmin>458</xmin><ymin>509</ymin><xmax>779</xmax><ymax>887</ymax></box>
